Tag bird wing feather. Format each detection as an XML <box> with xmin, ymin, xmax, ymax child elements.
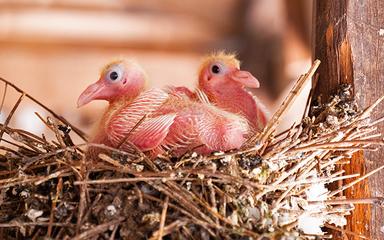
<box><xmin>106</xmin><ymin>88</ymin><xmax>170</xmax><ymax>147</ymax></box>
<box><xmin>126</xmin><ymin>114</ymin><xmax>176</xmax><ymax>151</ymax></box>
<box><xmin>166</xmin><ymin>86</ymin><xmax>196</xmax><ymax>100</ymax></box>
<box><xmin>158</xmin><ymin>114</ymin><xmax>198</xmax><ymax>153</ymax></box>
<box><xmin>195</xmin><ymin>88</ymin><xmax>212</xmax><ymax>105</ymax></box>
<box><xmin>196</xmin><ymin>106</ymin><xmax>248</xmax><ymax>151</ymax></box>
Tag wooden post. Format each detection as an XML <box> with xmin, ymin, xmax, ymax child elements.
<box><xmin>313</xmin><ymin>0</ymin><xmax>384</xmax><ymax>239</ymax></box>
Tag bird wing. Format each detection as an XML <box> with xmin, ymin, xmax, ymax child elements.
<box><xmin>195</xmin><ymin>88</ymin><xmax>212</xmax><ymax>105</ymax></box>
<box><xmin>166</xmin><ymin>86</ymin><xmax>196</xmax><ymax>100</ymax></box>
<box><xmin>195</xmin><ymin>106</ymin><xmax>249</xmax><ymax>151</ymax></box>
<box><xmin>106</xmin><ymin>88</ymin><xmax>170</xmax><ymax>147</ymax></box>
<box><xmin>159</xmin><ymin>103</ymin><xmax>248</xmax><ymax>156</ymax></box>
<box><xmin>158</xmin><ymin>114</ymin><xmax>199</xmax><ymax>155</ymax></box>
<box><xmin>125</xmin><ymin>114</ymin><xmax>177</xmax><ymax>151</ymax></box>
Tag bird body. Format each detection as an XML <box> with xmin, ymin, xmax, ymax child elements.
<box><xmin>78</xmin><ymin>59</ymin><xmax>249</xmax><ymax>159</ymax></box>
<box><xmin>77</xmin><ymin>60</ymin><xmax>177</xmax><ymax>155</ymax></box>
<box><xmin>197</xmin><ymin>52</ymin><xmax>269</xmax><ymax>133</ymax></box>
<box><xmin>96</xmin><ymin>88</ymin><xmax>175</xmax><ymax>151</ymax></box>
<box><xmin>153</xmin><ymin>93</ymin><xmax>248</xmax><ymax>156</ymax></box>
<box><xmin>202</xmin><ymin>80</ymin><xmax>267</xmax><ymax>131</ymax></box>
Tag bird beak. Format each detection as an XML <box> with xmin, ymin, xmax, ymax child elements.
<box><xmin>229</xmin><ymin>70</ymin><xmax>260</xmax><ymax>88</ymax></box>
<box><xmin>77</xmin><ymin>79</ymin><xmax>106</xmax><ymax>107</ymax></box>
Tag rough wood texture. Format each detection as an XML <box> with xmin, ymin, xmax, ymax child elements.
<box><xmin>313</xmin><ymin>0</ymin><xmax>384</xmax><ymax>239</ymax></box>
<box><xmin>349</xmin><ymin>1</ymin><xmax>384</xmax><ymax>239</ymax></box>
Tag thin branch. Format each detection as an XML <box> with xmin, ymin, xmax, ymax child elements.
<box><xmin>329</xmin><ymin>164</ymin><xmax>384</xmax><ymax>197</ymax></box>
<box><xmin>156</xmin><ymin>196</ymin><xmax>169</xmax><ymax>240</ymax></box>
<box><xmin>73</xmin><ymin>217</ymin><xmax>125</xmax><ymax>240</ymax></box>
<box><xmin>250</xmin><ymin>60</ymin><xmax>320</xmax><ymax>145</ymax></box>
<box><xmin>0</xmin><ymin>93</ymin><xmax>25</xmax><ymax>142</ymax></box>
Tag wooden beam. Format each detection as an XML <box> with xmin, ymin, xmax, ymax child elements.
<box><xmin>0</xmin><ymin>9</ymin><xmax>224</xmax><ymax>51</ymax></box>
<box><xmin>313</xmin><ymin>0</ymin><xmax>384</xmax><ymax>239</ymax></box>
<box><xmin>0</xmin><ymin>0</ymin><xmax>242</xmax><ymax>31</ymax></box>
<box><xmin>312</xmin><ymin>1</ymin><xmax>353</xmax><ymax>100</ymax></box>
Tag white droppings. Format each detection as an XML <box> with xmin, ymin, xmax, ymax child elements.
<box><xmin>380</xmin><ymin>225</ymin><xmax>384</xmax><ymax>233</ymax></box>
<box><xmin>186</xmin><ymin>181</ymin><xmax>192</xmax><ymax>190</ymax></box>
<box><xmin>133</xmin><ymin>163</ymin><xmax>144</xmax><ymax>172</ymax></box>
<box><xmin>278</xmin><ymin>212</ymin><xmax>296</xmax><ymax>226</ymax></box>
<box><xmin>298</xmin><ymin>214</ymin><xmax>324</xmax><ymax>235</ymax></box>
<box><xmin>213</xmin><ymin>151</ymin><xmax>224</xmax><ymax>156</ymax></box>
<box><xmin>306</xmin><ymin>183</ymin><xmax>328</xmax><ymax>201</ymax></box>
<box><xmin>105</xmin><ymin>205</ymin><xmax>117</xmax><ymax>216</ymax></box>
<box><xmin>326</xmin><ymin>115</ymin><xmax>339</xmax><ymax>126</ymax></box>
<box><xmin>26</xmin><ymin>209</ymin><xmax>43</xmax><ymax>222</ymax></box>
<box><xmin>228</xmin><ymin>212</ymin><xmax>239</xmax><ymax>225</ymax></box>
<box><xmin>379</xmin><ymin>29</ymin><xmax>384</xmax><ymax>36</ymax></box>
<box><xmin>221</xmin><ymin>155</ymin><xmax>232</xmax><ymax>163</ymax></box>
<box><xmin>248</xmin><ymin>207</ymin><xmax>261</xmax><ymax>221</ymax></box>
<box><xmin>328</xmin><ymin>214</ymin><xmax>347</xmax><ymax>227</ymax></box>
<box><xmin>251</xmin><ymin>167</ymin><xmax>262</xmax><ymax>175</ymax></box>
<box><xmin>20</xmin><ymin>190</ymin><xmax>30</xmax><ymax>198</ymax></box>
<box><xmin>305</xmin><ymin>183</ymin><xmax>328</xmax><ymax>211</ymax></box>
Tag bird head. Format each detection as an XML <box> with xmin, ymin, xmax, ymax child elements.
<box><xmin>77</xmin><ymin>59</ymin><xmax>146</xmax><ymax>107</ymax></box>
<box><xmin>198</xmin><ymin>52</ymin><xmax>260</xmax><ymax>94</ymax></box>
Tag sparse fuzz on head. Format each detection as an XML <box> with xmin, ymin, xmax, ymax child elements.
<box><xmin>198</xmin><ymin>51</ymin><xmax>240</xmax><ymax>75</ymax></box>
<box><xmin>197</xmin><ymin>50</ymin><xmax>268</xmax><ymax>132</ymax></box>
<box><xmin>77</xmin><ymin>59</ymin><xmax>147</xmax><ymax>107</ymax></box>
<box><xmin>100</xmin><ymin>59</ymin><xmax>147</xmax><ymax>82</ymax></box>
<box><xmin>198</xmin><ymin>51</ymin><xmax>260</xmax><ymax>92</ymax></box>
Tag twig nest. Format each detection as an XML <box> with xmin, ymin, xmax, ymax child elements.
<box><xmin>1</xmin><ymin>66</ymin><xmax>383</xmax><ymax>239</ymax></box>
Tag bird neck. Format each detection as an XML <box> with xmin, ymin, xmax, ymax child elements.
<box><xmin>100</xmin><ymin>88</ymin><xmax>143</xmax><ymax>130</ymax></box>
<box><xmin>209</xmin><ymin>84</ymin><xmax>260</xmax><ymax>129</ymax></box>
<box><xmin>109</xmin><ymin>81</ymin><xmax>145</xmax><ymax>103</ymax></box>
<box><xmin>109</xmin><ymin>92</ymin><xmax>138</xmax><ymax>105</ymax></box>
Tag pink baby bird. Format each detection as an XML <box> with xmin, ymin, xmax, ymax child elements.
<box><xmin>78</xmin><ymin>60</ymin><xmax>176</xmax><ymax>154</ymax></box>
<box><xmin>153</xmin><ymin>93</ymin><xmax>249</xmax><ymax>156</ymax></box>
<box><xmin>78</xmin><ymin>59</ymin><xmax>249</xmax><ymax>158</ymax></box>
<box><xmin>198</xmin><ymin>52</ymin><xmax>268</xmax><ymax>133</ymax></box>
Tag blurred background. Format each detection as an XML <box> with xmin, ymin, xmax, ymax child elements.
<box><xmin>0</xmin><ymin>0</ymin><xmax>312</xmax><ymax>141</ymax></box>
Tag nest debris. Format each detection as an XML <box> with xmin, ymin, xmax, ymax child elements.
<box><xmin>0</xmin><ymin>61</ymin><xmax>384</xmax><ymax>240</ymax></box>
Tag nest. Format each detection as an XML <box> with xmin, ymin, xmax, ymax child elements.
<box><xmin>1</xmin><ymin>61</ymin><xmax>384</xmax><ymax>240</ymax></box>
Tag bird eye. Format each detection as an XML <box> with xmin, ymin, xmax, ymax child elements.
<box><xmin>211</xmin><ymin>65</ymin><xmax>220</xmax><ymax>74</ymax></box>
<box><xmin>109</xmin><ymin>71</ymin><xmax>119</xmax><ymax>81</ymax></box>
<box><xmin>106</xmin><ymin>65</ymin><xmax>123</xmax><ymax>83</ymax></box>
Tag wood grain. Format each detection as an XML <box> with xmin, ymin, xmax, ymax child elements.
<box><xmin>313</xmin><ymin>0</ymin><xmax>384</xmax><ymax>239</ymax></box>
<box><xmin>348</xmin><ymin>1</ymin><xmax>384</xmax><ymax>239</ymax></box>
